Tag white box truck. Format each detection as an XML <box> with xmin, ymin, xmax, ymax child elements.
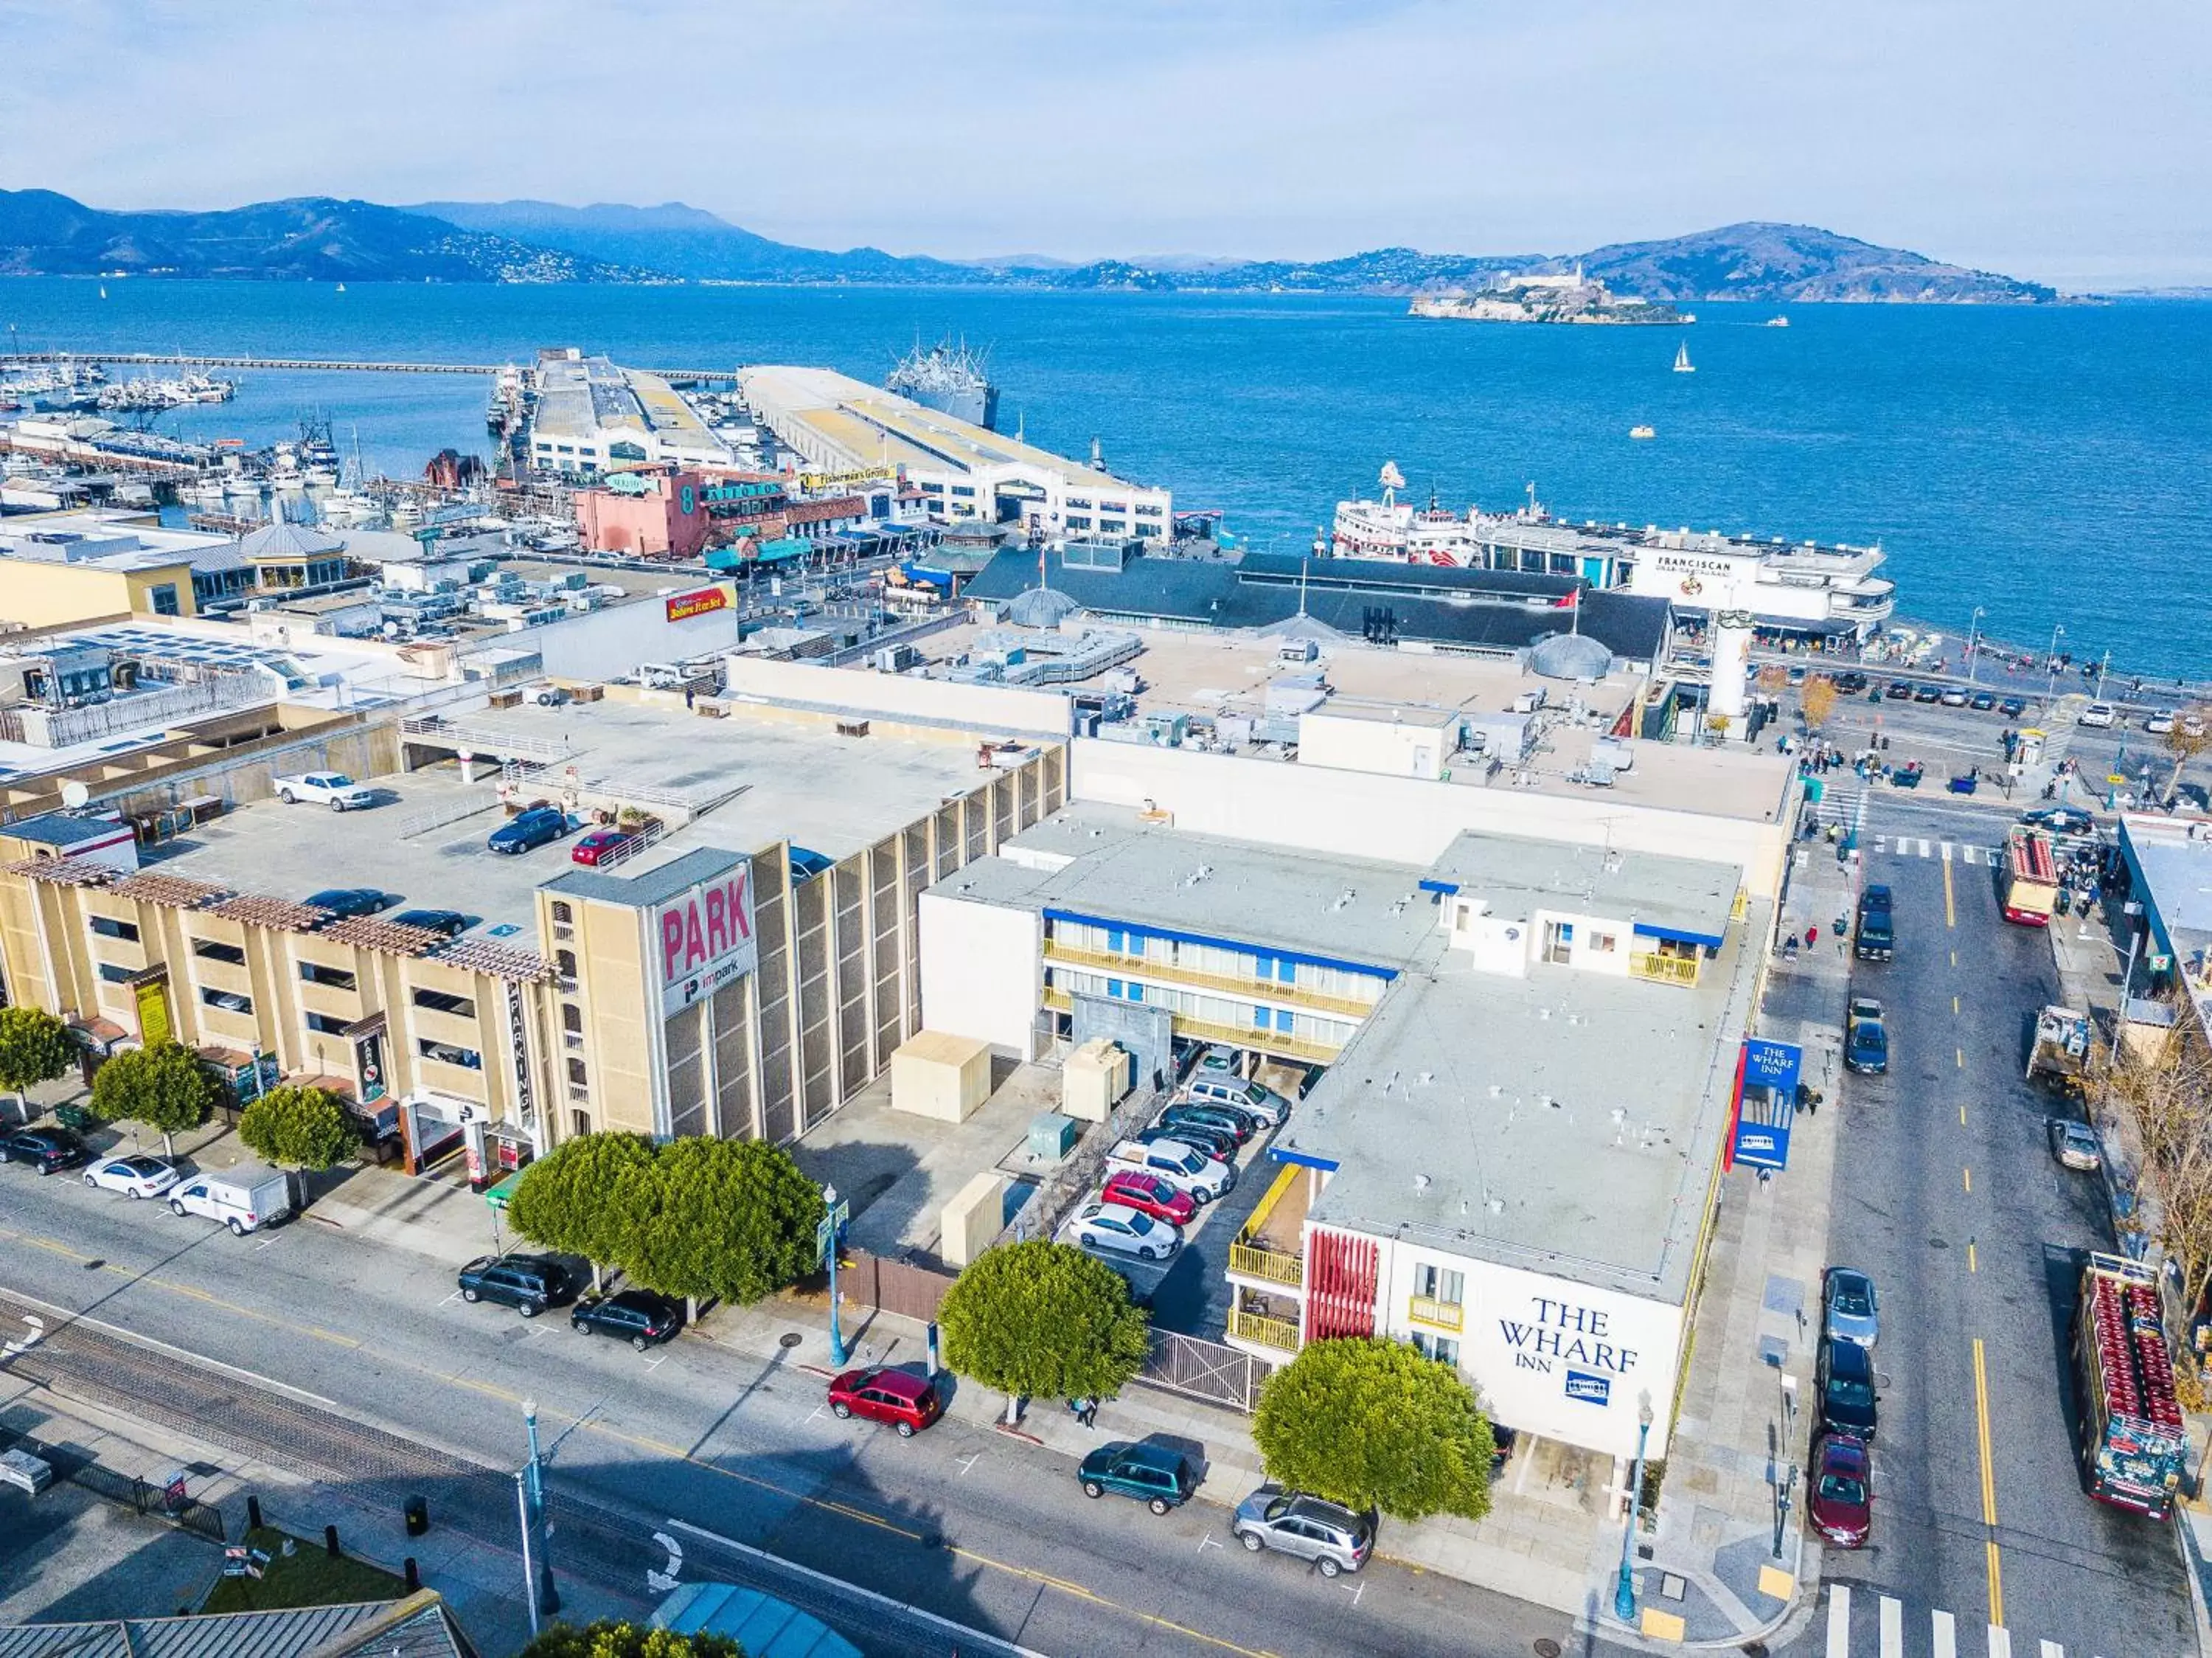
<box><xmin>167</xmin><ymin>1165</ymin><xmax>292</xmax><ymax>1235</ymax></box>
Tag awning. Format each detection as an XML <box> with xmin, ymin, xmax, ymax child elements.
<box><xmin>1632</xmin><ymin>920</ymin><xmax>1727</xmax><ymax>948</ymax></box>
<box><xmin>484</xmin><ymin>1170</ymin><xmax>522</xmax><ymax>1212</ymax></box>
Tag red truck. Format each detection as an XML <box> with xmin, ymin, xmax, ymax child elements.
<box><xmin>2073</xmin><ymin>1252</ymin><xmax>2187</xmax><ymax>1519</ymax></box>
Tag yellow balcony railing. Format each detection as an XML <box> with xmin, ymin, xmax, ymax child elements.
<box><xmin>1629</xmin><ymin>952</ymin><xmax>1701</xmax><ymax>987</ymax></box>
<box><xmin>1408</xmin><ymin>1294</ymin><xmax>1465</xmax><ymax>1333</ymax></box>
<box><xmin>1230</xmin><ymin>1242</ymin><xmax>1305</xmax><ymax>1288</ymax></box>
<box><xmin>1241</xmin><ymin>1162</ymin><xmax>1300</xmax><ymax>1238</ymax></box>
<box><xmin>1228</xmin><ymin>1308</ymin><xmax>1301</xmax><ymax>1355</ymax></box>
<box><xmin>1172</xmin><ymin>1013</ymin><xmax>1345</xmax><ymax>1066</ymax></box>
<box><xmin>1041</xmin><ymin>937</ymin><xmax>1380</xmax><ymax>1019</ymax></box>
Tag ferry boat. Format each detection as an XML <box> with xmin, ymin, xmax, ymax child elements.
<box><xmin>1329</xmin><ymin>474</ymin><xmax>1896</xmax><ymax>642</ymax></box>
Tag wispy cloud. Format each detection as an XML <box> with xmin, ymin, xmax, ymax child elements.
<box><xmin>3</xmin><ymin>0</ymin><xmax>2206</xmax><ymax>282</ymax></box>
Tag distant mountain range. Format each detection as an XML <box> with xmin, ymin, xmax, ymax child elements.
<box><xmin>0</xmin><ymin>188</ymin><xmax>2058</xmax><ymax>302</ymax></box>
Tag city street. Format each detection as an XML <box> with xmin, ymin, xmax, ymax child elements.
<box><xmin>1782</xmin><ymin>789</ymin><xmax>2196</xmax><ymax>1656</ymax></box>
<box><xmin>0</xmin><ymin>1170</ymin><xmax>1610</xmax><ymax>1658</ymax></box>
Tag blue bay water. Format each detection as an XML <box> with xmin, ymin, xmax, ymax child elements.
<box><xmin>4</xmin><ymin>279</ymin><xmax>2206</xmax><ymax>678</ymax></box>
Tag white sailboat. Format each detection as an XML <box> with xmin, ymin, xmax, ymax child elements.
<box><xmin>1672</xmin><ymin>341</ymin><xmax>1694</xmax><ymax>374</ymax></box>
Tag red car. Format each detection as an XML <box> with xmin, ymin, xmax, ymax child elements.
<box><xmin>827</xmin><ymin>1367</ymin><xmax>942</xmax><ymax>1437</ymax></box>
<box><xmin>1101</xmin><ymin>1170</ymin><xmax>1198</xmax><ymax>1227</ymax></box>
<box><xmin>1808</xmin><ymin>1432</ymin><xmax>1871</xmax><ymax>1547</ymax></box>
<box><xmin>571</xmin><ymin>829</ymin><xmax>633</xmax><ymax>867</ymax></box>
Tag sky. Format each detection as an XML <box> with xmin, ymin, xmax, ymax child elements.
<box><xmin>4</xmin><ymin>0</ymin><xmax>2209</xmax><ymax>288</ymax></box>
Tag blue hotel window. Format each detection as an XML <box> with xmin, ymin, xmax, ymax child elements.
<box><xmin>1275</xmin><ymin>1010</ymin><xmax>1295</xmax><ymax>1033</ymax></box>
<box><xmin>1106</xmin><ymin>928</ymin><xmax>1127</xmax><ymax>954</ymax></box>
<box><xmin>1252</xmin><ymin>1006</ymin><xmax>1270</xmax><ymax>1029</ymax></box>
<box><xmin>1108</xmin><ymin>979</ymin><xmax>1124</xmax><ymax>998</ymax></box>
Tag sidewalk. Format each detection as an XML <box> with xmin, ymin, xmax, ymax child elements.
<box><xmin>1577</xmin><ymin>836</ymin><xmax>1858</xmax><ymax>1647</ymax></box>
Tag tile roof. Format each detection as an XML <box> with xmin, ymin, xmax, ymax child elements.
<box><xmin>4</xmin><ymin>856</ymin><xmax>122</xmax><ymax>887</ymax></box>
<box><xmin>108</xmin><ymin>872</ymin><xmax>232</xmax><ymax>909</ymax></box>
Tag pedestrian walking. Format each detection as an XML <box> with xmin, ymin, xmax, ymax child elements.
<box><xmin>1806</xmin><ymin>924</ymin><xmax>1820</xmax><ymax>948</ymax></box>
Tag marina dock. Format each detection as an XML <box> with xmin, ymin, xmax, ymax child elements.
<box><xmin>0</xmin><ymin>351</ymin><xmax>736</xmax><ymax>381</ymax></box>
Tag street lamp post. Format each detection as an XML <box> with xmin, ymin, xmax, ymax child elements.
<box><xmin>2044</xmin><ymin>623</ymin><xmax>2066</xmax><ymax>712</ymax></box>
<box><xmin>1966</xmin><ymin>607</ymin><xmax>1987</xmax><ymax>686</ymax></box>
<box><xmin>1613</xmin><ymin>1394</ymin><xmax>1657</xmax><ymax>1623</ymax></box>
<box><xmin>823</xmin><ymin>1183</ymin><xmax>849</xmax><ymax>1367</ymax></box>
<box><xmin>519</xmin><ymin>1398</ymin><xmax>558</xmax><ymax>1620</ymax></box>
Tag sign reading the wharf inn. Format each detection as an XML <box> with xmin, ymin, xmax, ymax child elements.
<box><xmin>653</xmin><ymin>859</ymin><xmax>757</xmax><ymax>1019</ymax></box>
<box><xmin>1498</xmin><ymin>1294</ymin><xmax>1642</xmax><ymax>1399</ymax></box>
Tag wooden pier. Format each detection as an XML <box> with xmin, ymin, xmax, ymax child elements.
<box><xmin>0</xmin><ymin>351</ymin><xmax>737</xmax><ymax>380</ymax></box>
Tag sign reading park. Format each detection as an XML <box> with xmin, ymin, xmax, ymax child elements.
<box><xmin>653</xmin><ymin>859</ymin><xmax>758</xmax><ymax>1019</ymax></box>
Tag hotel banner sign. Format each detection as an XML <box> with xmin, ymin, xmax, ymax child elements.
<box><xmin>653</xmin><ymin>859</ymin><xmax>758</xmax><ymax>1019</ymax></box>
<box><xmin>666</xmin><ymin>587</ymin><xmax>728</xmax><ymax>623</ymax></box>
<box><xmin>1730</xmin><ymin>1037</ymin><xmax>1803</xmax><ymax>1171</ymax></box>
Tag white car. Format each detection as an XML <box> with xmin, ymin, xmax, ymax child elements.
<box><xmin>274</xmin><ymin>771</ymin><xmax>375</xmax><ymax>811</ymax></box>
<box><xmin>1067</xmin><ymin>1201</ymin><xmax>1182</xmax><ymax>1261</ymax></box>
<box><xmin>2143</xmin><ymin>710</ymin><xmax>2177</xmax><ymax>735</ymax></box>
<box><xmin>2076</xmin><ymin>703</ymin><xmax>2118</xmax><ymax>729</ymax></box>
<box><xmin>83</xmin><ymin>1154</ymin><xmax>180</xmax><ymax>1199</ymax></box>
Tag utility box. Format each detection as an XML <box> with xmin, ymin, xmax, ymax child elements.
<box><xmin>1062</xmin><ymin>1038</ymin><xmax>1134</xmax><ymax>1123</ymax></box>
<box><xmin>941</xmin><ymin>1171</ymin><xmax>1009</xmax><ymax>1269</ymax></box>
<box><xmin>891</xmin><ymin>1031</ymin><xmax>994</xmax><ymax>1124</ymax></box>
<box><xmin>1027</xmin><ymin>1111</ymin><xmax>1081</xmax><ymax>1162</ymax></box>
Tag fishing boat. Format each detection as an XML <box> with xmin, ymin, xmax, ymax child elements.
<box><xmin>1630</xmin><ymin>425</ymin><xmax>1656</xmax><ymax>440</ymax></box>
<box><xmin>1672</xmin><ymin>341</ymin><xmax>1694</xmax><ymax>374</ymax></box>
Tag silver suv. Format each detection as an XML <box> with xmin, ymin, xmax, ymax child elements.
<box><xmin>1231</xmin><ymin>1485</ymin><xmax>1376</xmax><ymax>1576</ymax></box>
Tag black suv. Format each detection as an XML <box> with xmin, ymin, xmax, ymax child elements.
<box><xmin>571</xmin><ymin>1288</ymin><xmax>684</xmax><ymax>1350</ymax></box>
<box><xmin>0</xmin><ymin>1127</ymin><xmax>89</xmax><ymax>1175</ymax></box>
<box><xmin>457</xmin><ymin>1253</ymin><xmax>574</xmax><ymax>1317</ymax></box>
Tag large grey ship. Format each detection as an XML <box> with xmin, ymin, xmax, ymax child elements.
<box><xmin>886</xmin><ymin>340</ymin><xmax>998</xmax><ymax>430</ymax></box>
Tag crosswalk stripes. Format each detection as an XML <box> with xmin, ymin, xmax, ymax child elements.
<box><xmin>1821</xmin><ymin>1584</ymin><xmax>2106</xmax><ymax>1657</ymax></box>
<box><xmin>1865</xmin><ymin>838</ymin><xmax>2003</xmax><ymax>863</ymax></box>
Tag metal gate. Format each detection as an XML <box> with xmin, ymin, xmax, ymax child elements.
<box><xmin>1135</xmin><ymin>1328</ymin><xmax>1265</xmax><ymax>1414</ymax></box>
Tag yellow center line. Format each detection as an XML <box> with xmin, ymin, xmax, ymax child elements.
<box><xmin>1953</xmin><ymin>994</ymin><xmax>1961</xmax><ymax>1016</ymax></box>
<box><xmin>1944</xmin><ymin>857</ymin><xmax>1957</xmax><ymax>928</ymax></box>
<box><xmin>1964</xmin><ymin>1166</ymin><xmax>1972</xmax><ymax>1193</ymax></box>
<box><xmin>1960</xmin><ymin>1104</ymin><xmax>1968</xmax><ymax>1126</ymax></box>
<box><xmin>1951</xmin><ymin>948</ymin><xmax>1958</xmax><ymax>968</ymax></box>
<box><xmin>6</xmin><ymin>1230</ymin><xmax>361</xmax><ymax>1347</ymax></box>
<box><xmin>1973</xmin><ymin>1337</ymin><xmax>2006</xmax><ymax>1626</ymax></box>
<box><xmin>1968</xmin><ymin>1241</ymin><xmax>1978</xmax><ymax>1273</ymax></box>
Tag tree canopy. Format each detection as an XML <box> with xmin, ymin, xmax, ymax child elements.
<box><xmin>938</xmin><ymin>1239</ymin><xmax>1151</xmax><ymax>1404</ymax></box>
<box><xmin>517</xmin><ymin>1620</ymin><xmax>741</xmax><ymax>1658</ymax></box>
<box><xmin>238</xmin><ymin>1085</ymin><xmax>359</xmax><ymax>1170</ymax></box>
<box><xmin>1252</xmin><ymin>1337</ymin><xmax>1495</xmax><ymax>1522</ymax></box>
<box><xmin>616</xmin><ymin>1137</ymin><xmax>823</xmax><ymax>1306</ymax></box>
<box><xmin>90</xmin><ymin>1041</ymin><xmax>215</xmax><ymax>1153</ymax></box>
<box><xmin>510</xmin><ymin>1131</ymin><xmax>821</xmax><ymax>1308</ymax></box>
<box><xmin>508</xmin><ymin>1131</ymin><xmax>658</xmax><ymax>1269</ymax></box>
<box><xmin>0</xmin><ymin>1006</ymin><xmax>74</xmax><ymax>1118</ymax></box>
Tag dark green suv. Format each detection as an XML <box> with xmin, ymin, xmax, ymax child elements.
<box><xmin>1077</xmin><ymin>1441</ymin><xmax>1197</xmax><ymax>1515</ymax></box>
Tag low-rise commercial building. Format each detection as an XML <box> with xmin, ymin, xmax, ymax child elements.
<box><xmin>0</xmin><ymin>686</ymin><xmax>1067</xmax><ymax>1183</ymax></box>
<box><xmin>527</xmin><ymin>350</ymin><xmax>732</xmax><ymax>479</ymax></box>
<box><xmin>739</xmin><ymin>366</ymin><xmax>1172</xmax><ymax>538</ymax></box>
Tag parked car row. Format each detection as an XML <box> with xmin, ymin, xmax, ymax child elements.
<box><xmin>1813</xmin><ymin>1266</ymin><xmax>1880</xmax><ymax>1548</ymax></box>
<box><xmin>1071</xmin><ymin>1061</ymin><xmax>1297</xmax><ymax>1264</ymax></box>
<box><xmin>0</xmin><ymin>1129</ymin><xmax>292</xmax><ymax>1236</ymax></box>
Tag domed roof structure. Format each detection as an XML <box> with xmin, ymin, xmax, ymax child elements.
<box><xmin>1005</xmin><ymin>585</ymin><xmax>1082</xmax><ymax>629</ymax></box>
<box><xmin>234</xmin><ymin>520</ymin><xmax>344</xmax><ymax>561</ymax></box>
<box><xmin>1528</xmin><ymin>631</ymin><xmax>1614</xmax><ymax>682</ymax></box>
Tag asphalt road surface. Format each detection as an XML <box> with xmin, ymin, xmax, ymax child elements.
<box><xmin>1790</xmin><ymin>791</ymin><xmax>2195</xmax><ymax>1657</ymax></box>
<box><xmin>0</xmin><ymin>1174</ymin><xmax>1623</xmax><ymax>1658</ymax></box>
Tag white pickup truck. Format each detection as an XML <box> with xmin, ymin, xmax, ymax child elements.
<box><xmin>274</xmin><ymin>771</ymin><xmax>375</xmax><ymax>811</ymax></box>
<box><xmin>168</xmin><ymin>1165</ymin><xmax>293</xmax><ymax>1235</ymax></box>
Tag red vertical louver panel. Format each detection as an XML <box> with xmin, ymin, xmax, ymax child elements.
<box><xmin>1304</xmin><ymin>1227</ymin><xmax>1380</xmax><ymax>1341</ymax></box>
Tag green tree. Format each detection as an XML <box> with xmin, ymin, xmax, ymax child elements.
<box><xmin>90</xmin><ymin>1040</ymin><xmax>215</xmax><ymax>1157</ymax></box>
<box><xmin>517</xmin><ymin>1620</ymin><xmax>741</xmax><ymax>1658</ymax></box>
<box><xmin>0</xmin><ymin>1006</ymin><xmax>74</xmax><ymax>1125</ymax></box>
<box><xmin>615</xmin><ymin>1137</ymin><xmax>823</xmax><ymax>1317</ymax></box>
<box><xmin>1253</xmin><ymin>1337</ymin><xmax>1495</xmax><ymax>1522</ymax></box>
<box><xmin>508</xmin><ymin>1131</ymin><xmax>658</xmax><ymax>1291</ymax></box>
<box><xmin>938</xmin><ymin>1239</ymin><xmax>1151</xmax><ymax>1423</ymax></box>
<box><xmin>238</xmin><ymin>1085</ymin><xmax>359</xmax><ymax>1190</ymax></box>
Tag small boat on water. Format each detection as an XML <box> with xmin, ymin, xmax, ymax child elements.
<box><xmin>1672</xmin><ymin>341</ymin><xmax>1695</xmax><ymax>374</ymax></box>
<box><xmin>1630</xmin><ymin>425</ymin><xmax>1656</xmax><ymax>440</ymax></box>
<box><xmin>335</xmin><ymin>282</ymin><xmax>347</xmax><ymax>294</ymax></box>
<box><xmin>1767</xmin><ymin>315</ymin><xmax>1790</xmax><ymax>327</ymax></box>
